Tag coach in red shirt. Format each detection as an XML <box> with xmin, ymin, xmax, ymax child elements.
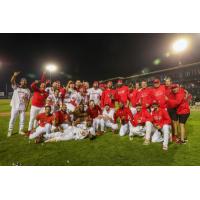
<box><xmin>28</xmin><ymin>80</ymin><xmax>49</xmax><ymax>132</ymax></box>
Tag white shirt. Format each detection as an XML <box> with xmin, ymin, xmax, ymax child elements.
<box><xmin>10</xmin><ymin>85</ymin><xmax>30</xmax><ymax>111</ymax></box>
<box><xmin>102</xmin><ymin>108</ymin><xmax>115</xmax><ymax>121</ymax></box>
<box><xmin>87</xmin><ymin>87</ymin><xmax>102</xmax><ymax>105</ymax></box>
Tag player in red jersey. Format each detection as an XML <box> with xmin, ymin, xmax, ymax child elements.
<box><xmin>129</xmin><ymin>102</ymin><xmax>153</xmax><ymax>141</ymax></box>
<box><xmin>115</xmin><ymin>79</ymin><xmax>130</xmax><ymax>106</ymax></box>
<box><xmin>114</xmin><ymin>102</ymin><xmax>133</xmax><ymax>136</ymax></box>
<box><xmin>29</xmin><ymin>105</ymin><xmax>54</xmax><ymax>141</ymax></box>
<box><xmin>28</xmin><ymin>80</ymin><xmax>49</xmax><ymax>132</ymax></box>
<box><xmin>166</xmin><ymin>84</ymin><xmax>190</xmax><ymax>144</ymax></box>
<box><xmin>136</xmin><ymin>80</ymin><xmax>153</xmax><ymax>110</ymax></box>
<box><xmin>87</xmin><ymin>100</ymin><xmax>102</xmax><ymax>135</ymax></box>
<box><xmin>101</xmin><ymin>81</ymin><xmax>115</xmax><ymax>108</ymax></box>
<box><xmin>150</xmin><ymin>100</ymin><xmax>171</xmax><ymax>150</ymax></box>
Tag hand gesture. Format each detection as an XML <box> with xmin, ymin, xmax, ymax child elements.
<box><xmin>14</xmin><ymin>72</ymin><xmax>20</xmax><ymax>77</ymax></box>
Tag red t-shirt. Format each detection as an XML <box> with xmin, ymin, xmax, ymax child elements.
<box><xmin>36</xmin><ymin>113</ymin><xmax>54</xmax><ymax>127</ymax></box>
<box><xmin>101</xmin><ymin>88</ymin><xmax>116</xmax><ymax>108</ymax></box>
<box><xmin>54</xmin><ymin>110</ymin><xmax>71</xmax><ymax>126</ymax></box>
<box><xmin>31</xmin><ymin>82</ymin><xmax>49</xmax><ymax>107</ymax></box>
<box><xmin>87</xmin><ymin>105</ymin><xmax>102</xmax><ymax>119</ymax></box>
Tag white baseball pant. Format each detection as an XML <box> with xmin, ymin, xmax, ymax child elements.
<box><xmin>100</xmin><ymin>119</ymin><xmax>118</xmax><ymax>131</ymax></box>
<box><xmin>28</xmin><ymin>105</ymin><xmax>44</xmax><ymax>131</ymax></box>
<box><xmin>93</xmin><ymin>118</ymin><xmax>101</xmax><ymax>131</ymax></box>
<box><xmin>129</xmin><ymin>123</ymin><xmax>146</xmax><ymax>137</ymax></box>
<box><xmin>8</xmin><ymin>108</ymin><xmax>25</xmax><ymax>132</ymax></box>
<box><xmin>29</xmin><ymin>123</ymin><xmax>52</xmax><ymax>139</ymax></box>
<box><xmin>119</xmin><ymin>123</ymin><xmax>129</xmax><ymax>136</ymax></box>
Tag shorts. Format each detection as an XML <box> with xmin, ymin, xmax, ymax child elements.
<box><xmin>167</xmin><ymin>108</ymin><xmax>178</xmax><ymax>121</ymax></box>
<box><xmin>178</xmin><ymin>113</ymin><xmax>190</xmax><ymax>124</ymax></box>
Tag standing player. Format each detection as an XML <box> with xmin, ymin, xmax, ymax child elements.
<box><xmin>152</xmin><ymin>79</ymin><xmax>166</xmax><ymax>109</ymax></box>
<box><xmin>166</xmin><ymin>84</ymin><xmax>190</xmax><ymax>144</ymax></box>
<box><xmin>87</xmin><ymin>81</ymin><xmax>102</xmax><ymax>105</ymax></box>
<box><xmin>28</xmin><ymin>80</ymin><xmax>49</xmax><ymax>133</ymax></box>
<box><xmin>115</xmin><ymin>79</ymin><xmax>130</xmax><ymax>106</ymax></box>
<box><xmin>101</xmin><ymin>81</ymin><xmax>115</xmax><ymax>109</ymax></box>
<box><xmin>128</xmin><ymin>82</ymin><xmax>140</xmax><ymax>116</ymax></box>
<box><xmin>136</xmin><ymin>80</ymin><xmax>153</xmax><ymax>110</ymax></box>
<box><xmin>8</xmin><ymin>72</ymin><xmax>30</xmax><ymax>137</ymax></box>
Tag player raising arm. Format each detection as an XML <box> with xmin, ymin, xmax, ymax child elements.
<box><xmin>8</xmin><ymin>72</ymin><xmax>30</xmax><ymax>137</ymax></box>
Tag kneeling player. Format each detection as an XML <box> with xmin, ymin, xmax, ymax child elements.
<box><xmin>29</xmin><ymin>105</ymin><xmax>54</xmax><ymax>142</ymax></box>
<box><xmin>114</xmin><ymin>102</ymin><xmax>133</xmax><ymax>136</ymax></box>
<box><xmin>100</xmin><ymin>104</ymin><xmax>118</xmax><ymax>133</ymax></box>
<box><xmin>147</xmin><ymin>100</ymin><xmax>171</xmax><ymax>150</ymax></box>
<box><xmin>129</xmin><ymin>103</ymin><xmax>153</xmax><ymax>141</ymax></box>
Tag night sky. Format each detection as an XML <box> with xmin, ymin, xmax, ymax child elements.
<box><xmin>0</xmin><ymin>33</ymin><xmax>200</xmax><ymax>90</ymax></box>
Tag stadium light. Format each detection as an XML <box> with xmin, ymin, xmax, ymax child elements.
<box><xmin>172</xmin><ymin>38</ymin><xmax>189</xmax><ymax>53</ymax></box>
<box><xmin>45</xmin><ymin>64</ymin><xmax>58</xmax><ymax>82</ymax></box>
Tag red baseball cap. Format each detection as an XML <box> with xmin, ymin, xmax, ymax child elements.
<box><xmin>152</xmin><ymin>100</ymin><xmax>159</xmax><ymax>105</ymax></box>
<box><xmin>171</xmin><ymin>84</ymin><xmax>179</xmax><ymax>89</ymax></box>
<box><xmin>117</xmin><ymin>79</ymin><xmax>123</xmax><ymax>84</ymax></box>
<box><xmin>153</xmin><ymin>79</ymin><xmax>160</xmax><ymax>84</ymax></box>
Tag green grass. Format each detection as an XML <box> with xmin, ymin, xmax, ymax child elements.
<box><xmin>0</xmin><ymin>99</ymin><xmax>200</xmax><ymax>166</ymax></box>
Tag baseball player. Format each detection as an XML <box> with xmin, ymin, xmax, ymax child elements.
<box><xmin>87</xmin><ymin>81</ymin><xmax>102</xmax><ymax>105</ymax></box>
<box><xmin>166</xmin><ymin>84</ymin><xmax>190</xmax><ymax>144</ymax></box>
<box><xmin>148</xmin><ymin>100</ymin><xmax>171</xmax><ymax>150</ymax></box>
<box><xmin>8</xmin><ymin>72</ymin><xmax>30</xmax><ymax>137</ymax></box>
<box><xmin>29</xmin><ymin>105</ymin><xmax>54</xmax><ymax>141</ymax></box>
<box><xmin>28</xmin><ymin>80</ymin><xmax>49</xmax><ymax>133</ymax></box>
<box><xmin>114</xmin><ymin>79</ymin><xmax>130</xmax><ymax>106</ymax></box>
<box><xmin>100</xmin><ymin>81</ymin><xmax>115</xmax><ymax>108</ymax></box>
<box><xmin>129</xmin><ymin>103</ymin><xmax>153</xmax><ymax>141</ymax></box>
<box><xmin>114</xmin><ymin>102</ymin><xmax>133</xmax><ymax>136</ymax></box>
<box><xmin>87</xmin><ymin>100</ymin><xmax>102</xmax><ymax>135</ymax></box>
<box><xmin>100</xmin><ymin>104</ymin><xmax>118</xmax><ymax>133</ymax></box>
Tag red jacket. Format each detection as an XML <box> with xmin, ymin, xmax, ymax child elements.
<box><xmin>101</xmin><ymin>88</ymin><xmax>116</xmax><ymax>108</ymax></box>
<box><xmin>36</xmin><ymin>113</ymin><xmax>53</xmax><ymax>127</ymax></box>
<box><xmin>31</xmin><ymin>82</ymin><xmax>49</xmax><ymax>107</ymax></box>
<box><xmin>54</xmin><ymin>110</ymin><xmax>71</xmax><ymax>126</ymax></box>
<box><xmin>167</xmin><ymin>88</ymin><xmax>190</xmax><ymax>115</ymax></box>
<box><xmin>131</xmin><ymin>109</ymin><xmax>152</xmax><ymax>127</ymax></box>
<box><xmin>165</xmin><ymin>86</ymin><xmax>175</xmax><ymax>109</ymax></box>
<box><xmin>115</xmin><ymin>85</ymin><xmax>130</xmax><ymax>105</ymax></box>
<box><xmin>136</xmin><ymin>87</ymin><xmax>153</xmax><ymax>108</ymax></box>
<box><xmin>114</xmin><ymin>107</ymin><xmax>133</xmax><ymax>123</ymax></box>
<box><xmin>152</xmin><ymin>85</ymin><xmax>166</xmax><ymax>109</ymax></box>
<box><xmin>87</xmin><ymin>105</ymin><xmax>102</xmax><ymax>119</ymax></box>
<box><xmin>151</xmin><ymin>108</ymin><xmax>171</xmax><ymax>128</ymax></box>
<box><xmin>128</xmin><ymin>89</ymin><xmax>139</xmax><ymax>107</ymax></box>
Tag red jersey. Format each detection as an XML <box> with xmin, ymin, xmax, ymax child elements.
<box><xmin>128</xmin><ymin>89</ymin><xmax>139</xmax><ymax>107</ymax></box>
<box><xmin>151</xmin><ymin>108</ymin><xmax>171</xmax><ymax>128</ymax></box>
<box><xmin>136</xmin><ymin>87</ymin><xmax>153</xmax><ymax>109</ymax></box>
<box><xmin>152</xmin><ymin>85</ymin><xmax>166</xmax><ymax>109</ymax></box>
<box><xmin>131</xmin><ymin>109</ymin><xmax>152</xmax><ymax>127</ymax></box>
<box><xmin>114</xmin><ymin>107</ymin><xmax>133</xmax><ymax>123</ymax></box>
<box><xmin>87</xmin><ymin>105</ymin><xmax>102</xmax><ymax>119</ymax></box>
<box><xmin>167</xmin><ymin>88</ymin><xmax>190</xmax><ymax>115</ymax></box>
<box><xmin>115</xmin><ymin>85</ymin><xmax>130</xmax><ymax>105</ymax></box>
<box><xmin>31</xmin><ymin>82</ymin><xmax>49</xmax><ymax>107</ymax></box>
<box><xmin>101</xmin><ymin>88</ymin><xmax>115</xmax><ymax>108</ymax></box>
<box><xmin>36</xmin><ymin>113</ymin><xmax>54</xmax><ymax>127</ymax></box>
<box><xmin>54</xmin><ymin>110</ymin><xmax>71</xmax><ymax>126</ymax></box>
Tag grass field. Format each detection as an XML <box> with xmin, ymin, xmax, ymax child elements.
<box><xmin>0</xmin><ymin>99</ymin><xmax>200</xmax><ymax>166</ymax></box>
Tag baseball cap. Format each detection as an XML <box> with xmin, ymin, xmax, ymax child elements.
<box><xmin>171</xmin><ymin>84</ymin><xmax>179</xmax><ymax>89</ymax></box>
<box><xmin>152</xmin><ymin>100</ymin><xmax>159</xmax><ymax>105</ymax></box>
<box><xmin>117</xmin><ymin>79</ymin><xmax>123</xmax><ymax>84</ymax></box>
<box><xmin>153</xmin><ymin>79</ymin><xmax>160</xmax><ymax>84</ymax></box>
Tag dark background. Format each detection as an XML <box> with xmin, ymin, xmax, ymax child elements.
<box><xmin>0</xmin><ymin>33</ymin><xmax>200</xmax><ymax>90</ymax></box>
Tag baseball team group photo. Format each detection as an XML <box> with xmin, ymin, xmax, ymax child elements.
<box><xmin>0</xmin><ymin>33</ymin><xmax>200</xmax><ymax>166</ymax></box>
